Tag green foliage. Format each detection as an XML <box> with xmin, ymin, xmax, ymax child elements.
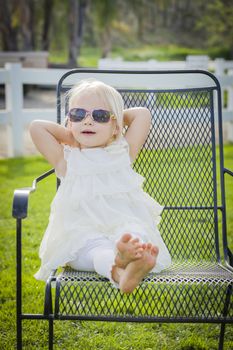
<box><xmin>197</xmin><ymin>0</ymin><xmax>233</xmax><ymax>53</ymax></box>
<box><xmin>2</xmin><ymin>0</ymin><xmax>233</xmax><ymax>61</ymax></box>
<box><xmin>0</xmin><ymin>146</ymin><xmax>233</xmax><ymax>349</ymax></box>
<box><xmin>91</xmin><ymin>0</ymin><xmax>117</xmax><ymax>30</ymax></box>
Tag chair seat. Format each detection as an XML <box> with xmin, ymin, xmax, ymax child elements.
<box><xmin>53</xmin><ymin>261</ymin><xmax>233</xmax><ymax>322</ymax></box>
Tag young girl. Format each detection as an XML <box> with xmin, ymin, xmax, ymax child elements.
<box><xmin>30</xmin><ymin>79</ymin><xmax>171</xmax><ymax>294</ymax></box>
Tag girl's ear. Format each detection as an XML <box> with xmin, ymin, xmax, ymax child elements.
<box><xmin>113</xmin><ymin>123</ymin><xmax>120</xmax><ymax>137</ymax></box>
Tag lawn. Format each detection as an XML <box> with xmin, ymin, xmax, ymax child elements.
<box><xmin>0</xmin><ymin>144</ymin><xmax>233</xmax><ymax>349</ymax></box>
<box><xmin>49</xmin><ymin>44</ymin><xmax>229</xmax><ymax>68</ymax></box>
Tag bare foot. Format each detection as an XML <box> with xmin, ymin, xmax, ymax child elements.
<box><xmin>119</xmin><ymin>243</ymin><xmax>159</xmax><ymax>294</ymax></box>
<box><xmin>115</xmin><ymin>233</ymin><xmax>144</xmax><ymax>268</ymax></box>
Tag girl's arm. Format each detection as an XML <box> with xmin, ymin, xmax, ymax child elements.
<box><xmin>29</xmin><ymin>120</ymin><xmax>79</xmax><ymax>171</ymax></box>
<box><xmin>123</xmin><ymin>107</ymin><xmax>151</xmax><ymax>162</ymax></box>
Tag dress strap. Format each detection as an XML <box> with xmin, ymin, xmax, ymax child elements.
<box><xmin>63</xmin><ymin>145</ymin><xmax>72</xmax><ymax>161</ymax></box>
<box><xmin>105</xmin><ymin>136</ymin><xmax>130</xmax><ymax>155</ymax></box>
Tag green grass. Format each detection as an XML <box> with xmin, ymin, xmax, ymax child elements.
<box><xmin>0</xmin><ymin>145</ymin><xmax>233</xmax><ymax>349</ymax></box>
<box><xmin>111</xmin><ymin>45</ymin><xmax>208</xmax><ymax>62</ymax></box>
<box><xmin>49</xmin><ymin>44</ymin><xmax>230</xmax><ymax>67</ymax></box>
<box><xmin>49</xmin><ymin>46</ymin><xmax>102</xmax><ymax>67</ymax></box>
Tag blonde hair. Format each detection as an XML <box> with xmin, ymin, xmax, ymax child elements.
<box><xmin>67</xmin><ymin>79</ymin><xmax>124</xmax><ymax>136</ymax></box>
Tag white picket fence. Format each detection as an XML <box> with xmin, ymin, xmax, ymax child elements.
<box><xmin>98</xmin><ymin>56</ymin><xmax>231</xmax><ymax>72</ymax></box>
<box><xmin>0</xmin><ymin>59</ymin><xmax>233</xmax><ymax>157</ymax></box>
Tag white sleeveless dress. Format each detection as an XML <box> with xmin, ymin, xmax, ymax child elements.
<box><xmin>34</xmin><ymin>137</ymin><xmax>171</xmax><ymax>281</ymax></box>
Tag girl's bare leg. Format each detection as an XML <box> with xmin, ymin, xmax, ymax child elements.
<box><xmin>115</xmin><ymin>233</ymin><xmax>144</xmax><ymax>268</ymax></box>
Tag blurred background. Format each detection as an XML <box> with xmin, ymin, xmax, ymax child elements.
<box><xmin>1</xmin><ymin>0</ymin><xmax>232</xmax><ymax>66</ymax></box>
<box><xmin>0</xmin><ymin>0</ymin><xmax>233</xmax><ymax>157</ymax></box>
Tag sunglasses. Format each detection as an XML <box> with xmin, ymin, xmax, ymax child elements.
<box><xmin>68</xmin><ymin>108</ymin><xmax>116</xmax><ymax>123</ymax></box>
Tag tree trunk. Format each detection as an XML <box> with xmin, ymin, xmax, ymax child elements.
<box><xmin>101</xmin><ymin>27</ymin><xmax>112</xmax><ymax>58</ymax></box>
<box><xmin>0</xmin><ymin>0</ymin><xmax>19</xmax><ymax>50</ymax></box>
<box><xmin>29</xmin><ymin>0</ymin><xmax>36</xmax><ymax>49</ymax></box>
<box><xmin>68</xmin><ymin>0</ymin><xmax>87</xmax><ymax>67</ymax></box>
<box><xmin>76</xmin><ymin>0</ymin><xmax>87</xmax><ymax>57</ymax></box>
<box><xmin>68</xmin><ymin>0</ymin><xmax>79</xmax><ymax>67</ymax></box>
<box><xmin>19</xmin><ymin>0</ymin><xmax>33</xmax><ymax>50</ymax></box>
<box><xmin>42</xmin><ymin>0</ymin><xmax>54</xmax><ymax>51</ymax></box>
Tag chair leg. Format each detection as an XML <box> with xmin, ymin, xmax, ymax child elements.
<box><xmin>218</xmin><ymin>282</ymin><xmax>232</xmax><ymax>350</ymax></box>
<box><xmin>17</xmin><ymin>316</ymin><xmax>22</xmax><ymax>350</ymax></box>
<box><xmin>49</xmin><ymin>318</ymin><xmax>54</xmax><ymax>350</ymax></box>
<box><xmin>218</xmin><ymin>323</ymin><xmax>226</xmax><ymax>350</ymax></box>
<box><xmin>45</xmin><ymin>273</ymin><xmax>55</xmax><ymax>350</ymax></box>
<box><xmin>16</xmin><ymin>219</ymin><xmax>22</xmax><ymax>350</ymax></box>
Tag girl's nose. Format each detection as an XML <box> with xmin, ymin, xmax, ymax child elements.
<box><xmin>84</xmin><ymin>113</ymin><xmax>94</xmax><ymax>124</ymax></box>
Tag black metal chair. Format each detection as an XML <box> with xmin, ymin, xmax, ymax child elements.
<box><xmin>13</xmin><ymin>70</ymin><xmax>233</xmax><ymax>349</ymax></box>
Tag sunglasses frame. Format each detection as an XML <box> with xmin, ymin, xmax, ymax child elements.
<box><xmin>68</xmin><ymin>108</ymin><xmax>116</xmax><ymax>123</ymax></box>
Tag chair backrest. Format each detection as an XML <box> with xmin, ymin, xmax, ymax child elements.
<box><xmin>57</xmin><ymin>70</ymin><xmax>226</xmax><ymax>263</ymax></box>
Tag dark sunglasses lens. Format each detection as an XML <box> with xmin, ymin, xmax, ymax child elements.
<box><xmin>93</xmin><ymin>110</ymin><xmax>111</xmax><ymax>123</ymax></box>
<box><xmin>69</xmin><ymin>108</ymin><xmax>86</xmax><ymax>122</ymax></box>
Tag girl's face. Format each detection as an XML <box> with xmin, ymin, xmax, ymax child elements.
<box><xmin>68</xmin><ymin>92</ymin><xmax>119</xmax><ymax>149</ymax></box>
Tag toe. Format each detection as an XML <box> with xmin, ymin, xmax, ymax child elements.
<box><xmin>121</xmin><ymin>233</ymin><xmax>132</xmax><ymax>243</ymax></box>
<box><xmin>151</xmin><ymin>246</ymin><xmax>159</xmax><ymax>256</ymax></box>
<box><xmin>136</xmin><ymin>246</ymin><xmax>144</xmax><ymax>253</ymax></box>
<box><xmin>134</xmin><ymin>242</ymin><xmax>143</xmax><ymax>250</ymax></box>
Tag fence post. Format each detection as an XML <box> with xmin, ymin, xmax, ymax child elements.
<box><xmin>215</xmin><ymin>58</ymin><xmax>226</xmax><ymax>129</ymax></box>
<box><xmin>215</xmin><ymin>58</ymin><xmax>225</xmax><ymax>75</ymax></box>
<box><xmin>227</xmin><ymin>69</ymin><xmax>233</xmax><ymax>110</ymax></box>
<box><xmin>5</xmin><ymin>63</ymin><xmax>24</xmax><ymax>157</ymax></box>
<box><xmin>227</xmin><ymin>68</ymin><xmax>233</xmax><ymax>142</ymax></box>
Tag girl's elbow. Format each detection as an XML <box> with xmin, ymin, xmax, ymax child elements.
<box><xmin>29</xmin><ymin>120</ymin><xmax>44</xmax><ymax>138</ymax></box>
<box><xmin>29</xmin><ymin>120</ymin><xmax>36</xmax><ymax>134</ymax></box>
<box><xmin>29</xmin><ymin>120</ymin><xmax>38</xmax><ymax>134</ymax></box>
<box><xmin>140</xmin><ymin>107</ymin><xmax>152</xmax><ymax>123</ymax></box>
<box><xmin>143</xmin><ymin>108</ymin><xmax>152</xmax><ymax>127</ymax></box>
<box><xmin>144</xmin><ymin>107</ymin><xmax>152</xmax><ymax>120</ymax></box>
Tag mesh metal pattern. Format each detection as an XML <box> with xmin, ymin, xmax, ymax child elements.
<box><xmin>124</xmin><ymin>89</ymin><xmax>217</xmax><ymax>261</ymax></box>
<box><xmin>124</xmin><ymin>89</ymin><xmax>214</xmax><ymax>207</ymax></box>
<box><xmin>56</xmin><ymin>265</ymin><xmax>233</xmax><ymax>321</ymax></box>
<box><xmin>53</xmin><ymin>85</ymin><xmax>233</xmax><ymax>322</ymax></box>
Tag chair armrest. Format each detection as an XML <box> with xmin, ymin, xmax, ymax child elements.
<box><xmin>12</xmin><ymin>169</ymin><xmax>55</xmax><ymax>219</ymax></box>
<box><xmin>227</xmin><ymin>248</ymin><xmax>233</xmax><ymax>267</ymax></box>
<box><xmin>224</xmin><ymin>168</ymin><xmax>233</xmax><ymax>177</ymax></box>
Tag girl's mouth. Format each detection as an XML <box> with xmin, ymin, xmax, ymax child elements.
<box><xmin>81</xmin><ymin>131</ymin><xmax>96</xmax><ymax>134</ymax></box>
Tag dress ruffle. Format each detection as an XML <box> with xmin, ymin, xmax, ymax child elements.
<box><xmin>35</xmin><ymin>137</ymin><xmax>171</xmax><ymax>281</ymax></box>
